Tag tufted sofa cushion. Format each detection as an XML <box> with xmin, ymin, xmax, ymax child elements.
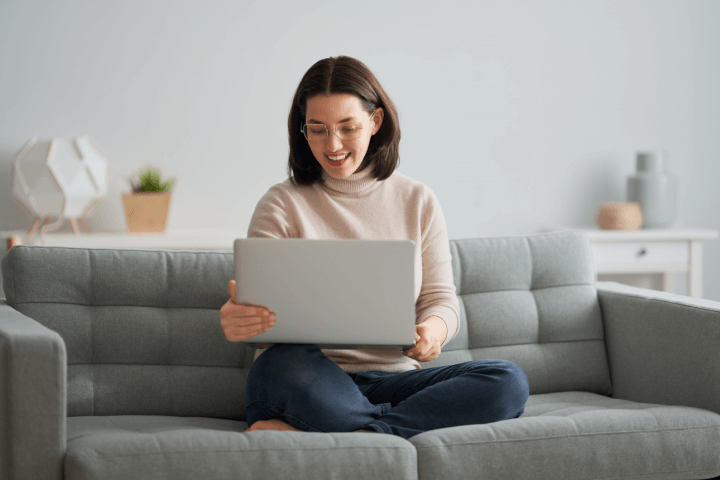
<box><xmin>411</xmin><ymin>391</ymin><xmax>720</xmax><ymax>480</ymax></box>
<box><xmin>428</xmin><ymin>231</ymin><xmax>612</xmax><ymax>396</ymax></box>
<box><xmin>1</xmin><ymin>246</ymin><xmax>246</xmax><ymax>419</ymax></box>
<box><xmin>63</xmin><ymin>416</ymin><xmax>417</xmax><ymax>480</ymax></box>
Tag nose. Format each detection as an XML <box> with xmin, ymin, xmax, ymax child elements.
<box><xmin>325</xmin><ymin>128</ymin><xmax>343</xmax><ymax>151</ymax></box>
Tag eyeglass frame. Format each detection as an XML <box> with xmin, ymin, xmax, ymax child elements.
<box><xmin>300</xmin><ymin>109</ymin><xmax>378</xmax><ymax>143</ymax></box>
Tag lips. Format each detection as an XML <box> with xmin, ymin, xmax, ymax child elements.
<box><xmin>326</xmin><ymin>153</ymin><xmax>350</xmax><ymax>166</ymax></box>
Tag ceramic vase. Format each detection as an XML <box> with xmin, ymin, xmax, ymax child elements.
<box><xmin>626</xmin><ymin>151</ymin><xmax>677</xmax><ymax>228</ymax></box>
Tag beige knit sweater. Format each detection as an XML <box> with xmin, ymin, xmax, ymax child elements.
<box><xmin>247</xmin><ymin>166</ymin><xmax>460</xmax><ymax>373</ymax></box>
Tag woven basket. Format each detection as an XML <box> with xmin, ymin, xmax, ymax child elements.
<box><xmin>596</xmin><ymin>202</ymin><xmax>643</xmax><ymax>230</ymax></box>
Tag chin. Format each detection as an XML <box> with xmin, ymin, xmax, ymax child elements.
<box><xmin>326</xmin><ymin>170</ymin><xmax>352</xmax><ymax>179</ymax></box>
<box><xmin>323</xmin><ymin>163</ymin><xmax>360</xmax><ymax>179</ymax></box>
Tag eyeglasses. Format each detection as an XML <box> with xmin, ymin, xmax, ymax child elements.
<box><xmin>301</xmin><ymin>110</ymin><xmax>377</xmax><ymax>143</ymax></box>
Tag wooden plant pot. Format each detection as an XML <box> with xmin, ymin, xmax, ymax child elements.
<box><xmin>122</xmin><ymin>192</ymin><xmax>171</xmax><ymax>233</ymax></box>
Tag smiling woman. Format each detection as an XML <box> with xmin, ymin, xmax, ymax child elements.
<box><xmin>219</xmin><ymin>55</ymin><xmax>529</xmax><ymax>440</ymax></box>
<box><xmin>286</xmin><ymin>56</ymin><xmax>401</xmax><ymax>185</ymax></box>
<box><xmin>302</xmin><ymin>94</ymin><xmax>382</xmax><ymax>179</ymax></box>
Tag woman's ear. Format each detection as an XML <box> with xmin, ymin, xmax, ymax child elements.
<box><xmin>371</xmin><ymin>107</ymin><xmax>384</xmax><ymax>135</ymax></box>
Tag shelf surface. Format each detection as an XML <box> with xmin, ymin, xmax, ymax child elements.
<box><xmin>4</xmin><ymin>227</ymin><xmax>719</xmax><ymax>250</ymax></box>
<box><xmin>545</xmin><ymin>227</ymin><xmax>719</xmax><ymax>241</ymax></box>
<box><xmin>1</xmin><ymin>229</ymin><xmax>245</xmax><ymax>250</ymax></box>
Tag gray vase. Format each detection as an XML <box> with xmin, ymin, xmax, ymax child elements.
<box><xmin>626</xmin><ymin>151</ymin><xmax>677</xmax><ymax>228</ymax></box>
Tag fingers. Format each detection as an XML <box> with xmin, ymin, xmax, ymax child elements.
<box><xmin>403</xmin><ymin>334</ymin><xmax>441</xmax><ymax>362</ymax></box>
<box><xmin>221</xmin><ymin>314</ymin><xmax>269</xmax><ymax>329</ymax></box>
<box><xmin>219</xmin><ymin>285</ymin><xmax>276</xmax><ymax>342</ymax></box>
<box><xmin>236</xmin><ymin>304</ymin><xmax>272</xmax><ymax>317</ymax></box>
<box><xmin>405</xmin><ymin>347</ymin><xmax>440</xmax><ymax>362</ymax></box>
<box><xmin>228</xmin><ymin>280</ymin><xmax>236</xmax><ymax>300</ymax></box>
<box><xmin>226</xmin><ymin>281</ymin><xmax>271</xmax><ymax>316</ymax></box>
<box><xmin>225</xmin><ymin>316</ymin><xmax>276</xmax><ymax>342</ymax></box>
<box><xmin>223</xmin><ymin>311</ymin><xmax>276</xmax><ymax>342</ymax></box>
<box><xmin>221</xmin><ymin>307</ymin><xmax>275</xmax><ymax>327</ymax></box>
<box><xmin>221</xmin><ymin>300</ymin><xmax>271</xmax><ymax>319</ymax></box>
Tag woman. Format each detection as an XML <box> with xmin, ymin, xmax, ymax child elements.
<box><xmin>219</xmin><ymin>56</ymin><xmax>529</xmax><ymax>439</ymax></box>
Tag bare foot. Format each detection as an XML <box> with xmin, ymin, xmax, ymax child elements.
<box><xmin>246</xmin><ymin>418</ymin><xmax>377</xmax><ymax>434</ymax></box>
<box><xmin>246</xmin><ymin>418</ymin><xmax>303</xmax><ymax>433</ymax></box>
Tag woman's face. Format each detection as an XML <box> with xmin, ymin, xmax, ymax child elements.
<box><xmin>304</xmin><ymin>93</ymin><xmax>383</xmax><ymax>179</ymax></box>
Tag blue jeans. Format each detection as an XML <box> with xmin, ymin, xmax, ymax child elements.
<box><xmin>245</xmin><ymin>344</ymin><xmax>530</xmax><ymax>439</ymax></box>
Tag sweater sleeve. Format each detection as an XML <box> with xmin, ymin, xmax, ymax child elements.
<box><xmin>246</xmin><ymin>185</ymin><xmax>296</xmax><ymax>239</ymax></box>
<box><xmin>415</xmin><ymin>186</ymin><xmax>460</xmax><ymax>347</ymax></box>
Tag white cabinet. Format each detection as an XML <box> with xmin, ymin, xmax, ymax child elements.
<box><xmin>546</xmin><ymin>228</ymin><xmax>719</xmax><ymax>298</ymax></box>
<box><xmin>590</xmin><ymin>241</ymin><xmax>688</xmax><ymax>272</ymax></box>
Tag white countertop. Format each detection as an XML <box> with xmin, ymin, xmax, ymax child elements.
<box><xmin>544</xmin><ymin>227</ymin><xmax>719</xmax><ymax>241</ymax></box>
<box><xmin>0</xmin><ymin>229</ymin><xmax>245</xmax><ymax>250</ymax></box>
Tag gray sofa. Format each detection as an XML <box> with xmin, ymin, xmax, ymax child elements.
<box><xmin>1</xmin><ymin>230</ymin><xmax>719</xmax><ymax>480</ymax></box>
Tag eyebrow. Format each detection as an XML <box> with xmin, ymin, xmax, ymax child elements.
<box><xmin>306</xmin><ymin>117</ymin><xmax>356</xmax><ymax>124</ymax></box>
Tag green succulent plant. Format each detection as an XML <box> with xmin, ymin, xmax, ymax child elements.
<box><xmin>130</xmin><ymin>167</ymin><xmax>175</xmax><ymax>193</ymax></box>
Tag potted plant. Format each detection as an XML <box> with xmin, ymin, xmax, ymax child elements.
<box><xmin>122</xmin><ymin>167</ymin><xmax>176</xmax><ymax>233</ymax></box>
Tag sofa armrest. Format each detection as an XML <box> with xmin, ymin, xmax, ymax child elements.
<box><xmin>0</xmin><ymin>299</ymin><xmax>66</xmax><ymax>480</ymax></box>
<box><xmin>597</xmin><ymin>281</ymin><xmax>720</xmax><ymax>414</ymax></box>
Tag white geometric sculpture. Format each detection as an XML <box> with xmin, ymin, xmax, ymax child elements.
<box><xmin>11</xmin><ymin>136</ymin><xmax>109</xmax><ymax>235</ymax></box>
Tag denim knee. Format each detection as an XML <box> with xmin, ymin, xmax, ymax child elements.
<box><xmin>499</xmin><ymin>360</ymin><xmax>530</xmax><ymax>416</ymax></box>
<box><xmin>252</xmin><ymin>344</ymin><xmax>317</xmax><ymax>372</ymax></box>
<box><xmin>247</xmin><ymin>344</ymin><xmax>322</xmax><ymax>395</ymax></box>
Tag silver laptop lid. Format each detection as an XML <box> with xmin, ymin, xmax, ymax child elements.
<box><xmin>234</xmin><ymin>238</ymin><xmax>416</xmax><ymax>350</ymax></box>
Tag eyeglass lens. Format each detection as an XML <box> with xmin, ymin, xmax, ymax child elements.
<box><xmin>304</xmin><ymin>123</ymin><xmax>363</xmax><ymax>143</ymax></box>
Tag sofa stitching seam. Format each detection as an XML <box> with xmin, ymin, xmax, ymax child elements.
<box><xmin>11</xmin><ymin>247</ymin><xmax>18</xmax><ymax>305</ymax></box>
<box><xmin>12</xmin><ymin>301</ymin><xmax>218</xmax><ymax>309</ymax></box>
<box><xmin>461</xmin><ymin>283</ymin><xmax>596</xmax><ymax>295</ymax></box>
<box><xmin>65</xmin><ymin>445</ymin><xmax>414</xmax><ymax>459</ymax></box>
<box><xmin>464</xmin><ymin>338</ymin><xmax>605</xmax><ymax>351</ymax></box>
<box><xmin>11</xmin><ymin>245</ymin><xmax>233</xmax><ymax>255</ymax></box>
<box><xmin>584</xmin><ymin>468</ymin><xmax>720</xmax><ymax>480</ymax></box>
<box><xmin>413</xmin><ymin>424</ymin><xmax>720</xmax><ymax>448</ymax></box>
<box><xmin>532</xmin><ymin>402</ymin><xmax>683</xmax><ymax>416</ymax></box>
<box><xmin>555</xmin><ymin>398</ymin><xmax>719</xmax><ymax>411</ymax></box>
<box><xmin>88</xmin><ymin>250</ymin><xmax>94</xmax><ymax>417</ymax></box>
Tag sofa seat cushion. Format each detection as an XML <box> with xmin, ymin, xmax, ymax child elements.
<box><xmin>410</xmin><ymin>391</ymin><xmax>720</xmax><ymax>480</ymax></box>
<box><xmin>65</xmin><ymin>415</ymin><xmax>417</xmax><ymax>480</ymax></box>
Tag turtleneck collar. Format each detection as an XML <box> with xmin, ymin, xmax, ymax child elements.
<box><xmin>320</xmin><ymin>165</ymin><xmax>382</xmax><ymax>197</ymax></box>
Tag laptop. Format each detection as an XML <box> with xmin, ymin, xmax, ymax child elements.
<box><xmin>233</xmin><ymin>238</ymin><xmax>417</xmax><ymax>350</ymax></box>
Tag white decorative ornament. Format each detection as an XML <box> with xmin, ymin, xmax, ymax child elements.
<box><xmin>11</xmin><ymin>136</ymin><xmax>109</xmax><ymax>235</ymax></box>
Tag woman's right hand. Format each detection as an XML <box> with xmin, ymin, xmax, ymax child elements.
<box><xmin>220</xmin><ymin>280</ymin><xmax>276</xmax><ymax>342</ymax></box>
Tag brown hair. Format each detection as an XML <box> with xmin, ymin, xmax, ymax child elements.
<box><xmin>287</xmin><ymin>56</ymin><xmax>401</xmax><ymax>186</ymax></box>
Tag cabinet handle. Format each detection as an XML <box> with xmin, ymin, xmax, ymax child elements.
<box><xmin>637</xmin><ymin>248</ymin><xmax>647</xmax><ymax>256</ymax></box>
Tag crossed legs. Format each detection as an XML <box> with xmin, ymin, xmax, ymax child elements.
<box><xmin>244</xmin><ymin>343</ymin><xmax>529</xmax><ymax>439</ymax></box>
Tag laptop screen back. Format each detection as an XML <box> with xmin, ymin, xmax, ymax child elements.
<box><xmin>233</xmin><ymin>238</ymin><xmax>416</xmax><ymax>349</ymax></box>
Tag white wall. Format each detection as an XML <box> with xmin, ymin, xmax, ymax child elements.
<box><xmin>1</xmin><ymin>0</ymin><xmax>719</xmax><ymax>299</ymax></box>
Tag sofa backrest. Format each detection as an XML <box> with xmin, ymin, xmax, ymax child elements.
<box><xmin>1</xmin><ymin>231</ymin><xmax>611</xmax><ymax>420</ymax></box>
<box><xmin>1</xmin><ymin>246</ymin><xmax>247</xmax><ymax>419</ymax></box>
<box><xmin>439</xmin><ymin>231</ymin><xmax>612</xmax><ymax>396</ymax></box>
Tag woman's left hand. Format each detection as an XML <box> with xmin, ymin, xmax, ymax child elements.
<box><xmin>402</xmin><ymin>316</ymin><xmax>447</xmax><ymax>362</ymax></box>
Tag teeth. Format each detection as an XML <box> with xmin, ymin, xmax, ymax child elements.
<box><xmin>327</xmin><ymin>153</ymin><xmax>349</xmax><ymax>161</ymax></box>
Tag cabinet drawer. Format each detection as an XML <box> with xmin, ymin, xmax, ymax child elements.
<box><xmin>590</xmin><ymin>241</ymin><xmax>688</xmax><ymax>265</ymax></box>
